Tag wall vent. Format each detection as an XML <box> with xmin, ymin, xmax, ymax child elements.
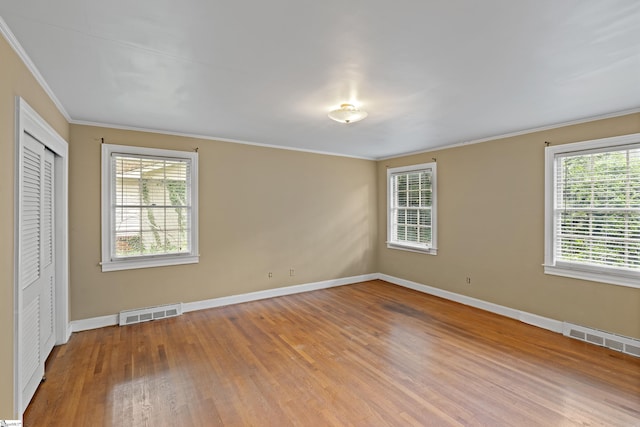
<box><xmin>119</xmin><ymin>303</ymin><xmax>183</xmax><ymax>326</ymax></box>
<box><xmin>563</xmin><ymin>323</ymin><xmax>640</xmax><ymax>358</ymax></box>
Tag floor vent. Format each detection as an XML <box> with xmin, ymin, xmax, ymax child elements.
<box><xmin>119</xmin><ymin>303</ymin><xmax>183</xmax><ymax>326</ymax></box>
<box><xmin>563</xmin><ymin>323</ymin><xmax>640</xmax><ymax>358</ymax></box>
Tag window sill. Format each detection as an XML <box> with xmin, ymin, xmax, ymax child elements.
<box><xmin>101</xmin><ymin>255</ymin><xmax>199</xmax><ymax>272</ymax></box>
<box><xmin>544</xmin><ymin>264</ymin><xmax>640</xmax><ymax>289</ymax></box>
<box><xmin>387</xmin><ymin>242</ymin><xmax>437</xmax><ymax>255</ymax></box>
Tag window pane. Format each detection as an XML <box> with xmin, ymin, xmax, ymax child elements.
<box><xmin>408</xmin><ymin>190</ymin><xmax>420</xmax><ymax>207</ymax></box>
<box><xmin>397</xmin><ymin>175</ymin><xmax>407</xmax><ymax>192</ymax></box>
<box><xmin>630</xmin><ymin>213</ymin><xmax>640</xmax><ymax>239</ymax></box>
<box><xmin>112</xmin><ymin>154</ymin><xmax>190</xmax><ymax>258</ymax></box>
<box><xmin>419</xmin><ymin>209</ymin><xmax>431</xmax><ymax>226</ymax></box>
<box><xmin>397</xmin><ymin>225</ymin><xmax>406</xmax><ymax>240</ymax></box>
<box><xmin>103</xmin><ymin>145</ymin><xmax>198</xmax><ymax>271</ymax></box>
<box><xmin>628</xmin><ymin>241</ymin><xmax>640</xmax><ymax>267</ymax></box>
<box><xmin>555</xmin><ymin>145</ymin><xmax>640</xmax><ymax>272</ymax></box>
<box><xmin>141</xmin><ymin>231</ymin><xmax>163</xmax><ymax>254</ymax></box>
<box><xmin>167</xmin><ymin>181</ymin><xmax>187</xmax><ymax>207</ymax></box>
<box><xmin>408</xmin><ymin>173</ymin><xmax>420</xmax><ymax>191</ymax></box>
<box><xmin>143</xmin><ymin>179</ymin><xmax>164</xmax><ymax>206</ymax></box>
<box><xmin>166</xmin><ymin>207</ymin><xmax>189</xmax><ymax>252</ymax></box>
<box><xmin>141</xmin><ymin>207</ymin><xmax>167</xmax><ymax>253</ymax></box>
<box><xmin>420</xmin><ymin>190</ymin><xmax>431</xmax><ymax>207</ymax></box>
<box><xmin>419</xmin><ymin>227</ymin><xmax>431</xmax><ymax>244</ymax></box>
<box><xmin>558</xmin><ymin>237</ymin><xmax>588</xmax><ymax>262</ymax></box>
<box><xmin>114</xmin><ymin>207</ymin><xmax>140</xmax><ymax>233</ymax></box>
<box><xmin>406</xmin><ymin>210</ymin><xmax>418</xmax><ymax>225</ymax></box>
<box><xmin>115</xmin><ymin>232</ymin><xmax>143</xmax><ymax>257</ymax></box>
<box><xmin>397</xmin><ymin>209</ymin><xmax>407</xmax><ymax>225</ymax></box>
<box><xmin>397</xmin><ymin>191</ymin><xmax>407</xmax><ymax>207</ymax></box>
<box><xmin>389</xmin><ymin>164</ymin><xmax>436</xmax><ymax>251</ymax></box>
<box><xmin>559</xmin><ymin>211</ymin><xmax>589</xmax><ymax>236</ymax></box>
<box><xmin>406</xmin><ymin>226</ymin><xmax>418</xmax><ymax>242</ymax></box>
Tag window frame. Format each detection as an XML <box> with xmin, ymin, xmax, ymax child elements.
<box><xmin>387</xmin><ymin>162</ymin><xmax>437</xmax><ymax>255</ymax></box>
<box><xmin>101</xmin><ymin>144</ymin><xmax>199</xmax><ymax>272</ymax></box>
<box><xmin>544</xmin><ymin>132</ymin><xmax>640</xmax><ymax>289</ymax></box>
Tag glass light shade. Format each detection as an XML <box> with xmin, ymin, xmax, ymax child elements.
<box><xmin>328</xmin><ymin>104</ymin><xmax>368</xmax><ymax>123</ymax></box>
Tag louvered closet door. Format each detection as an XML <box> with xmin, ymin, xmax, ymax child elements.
<box><xmin>41</xmin><ymin>148</ymin><xmax>56</xmax><ymax>357</ymax></box>
<box><xmin>20</xmin><ymin>133</ymin><xmax>56</xmax><ymax>411</ymax></box>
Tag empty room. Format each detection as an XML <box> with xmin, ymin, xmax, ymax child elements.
<box><xmin>1</xmin><ymin>1</ymin><xmax>639</xmax><ymax>425</ymax></box>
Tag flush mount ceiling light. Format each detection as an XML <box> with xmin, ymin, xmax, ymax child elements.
<box><xmin>328</xmin><ymin>103</ymin><xmax>368</xmax><ymax>124</ymax></box>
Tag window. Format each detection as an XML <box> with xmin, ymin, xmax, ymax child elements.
<box><xmin>101</xmin><ymin>144</ymin><xmax>198</xmax><ymax>272</ymax></box>
<box><xmin>544</xmin><ymin>133</ymin><xmax>640</xmax><ymax>288</ymax></box>
<box><xmin>387</xmin><ymin>162</ymin><xmax>437</xmax><ymax>254</ymax></box>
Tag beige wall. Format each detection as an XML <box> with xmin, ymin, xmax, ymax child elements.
<box><xmin>0</xmin><ymin>36</ymin><xmax>69</xmax><ymax>417</ymax></box>
<box><xmin>68</xmin><ymin>125</ymin><xmax>378</xmax><ymax>320</ymax></box>
<box><xmin>377</xmin><ymin>113</ymin><xmax>640</xmax><ymax>339</ymax></box>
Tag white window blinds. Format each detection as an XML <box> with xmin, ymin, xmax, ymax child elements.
<box><xmin>387</xmin><ymin>162</ymin><xmax>437</xmax><ymax>254</ymax></box>
<box><xmin>101</xmin><ymin>144</ymin><xmax>199</xmax><ymax>272</ymax></box>
<box><xmin>112</xmin><ymin>154</ymin><xmax>191</xmax><ymax>258</ymax></box>
<box><xmin>555</xmin><ymin>145</ymin><xmax>640</xmax><ymax>271</ymax></box>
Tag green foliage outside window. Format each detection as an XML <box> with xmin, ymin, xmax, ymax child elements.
<box><xmin>114</xmin><ymin>157</ymin><xmax>189</xmax><ymax>257</ymax></box>
<box><xmin>557</xmin><ymin>148</ymin><xmax>640</xmax><ymax>269</ymax></box>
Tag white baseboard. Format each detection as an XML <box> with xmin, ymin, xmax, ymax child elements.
<box><xmin>70</xmin><ymin>273</ymin><xmax>378</xmax><ymax>332</ymax></box>
<box><xmin>519</xmin><ymin>311</ymin><xmax>563</xmax><ymax>333</ymax></box>
<box><xmin>64</xmin><ymin>272</ymin><xmax>638</xmax><ymax>358</ymax></box>
<box><xmin>71</xmin><ymin>314</ymin><xmax>118</xmax><ymax>332</ymax></box>
<box><xmin>379</xmin><ymin>274</ymin><xmax>564</xmax><ymax>333</ymax></box>
<box><xmin>377</xmin><ymin>274</ymin><xmax>638</xmax><ymax>356</ymax></box>
<box><xmin>183</xmin><ymin>273</ymin><xmax>378</xmax><ymax>313</ymax></box>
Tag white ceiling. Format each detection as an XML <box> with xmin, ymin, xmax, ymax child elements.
<box><xmin>1</xmin><ymin>0</ymin><xmax>639</xmax><ymax>159</ymax></box>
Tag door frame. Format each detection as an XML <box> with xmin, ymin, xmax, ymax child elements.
<box><xmin>13</xmin><ymin>97</ymin><xmax>69</xmax><ymax>417</ymax></box>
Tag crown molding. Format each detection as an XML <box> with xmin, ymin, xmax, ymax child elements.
<box><xmin>378</xmin><ymin>107</ymin><xmax>640</xmax><ymax>161</ymax></box>
<box><xmin>69</xmin><ymin>119</ymin><xmax>376</xmax><ymax>160</ymax></box>
<box><xmin>0</xmin><ymin>15</ymin><xmax>71</xmax><ymax>122</ymax></box>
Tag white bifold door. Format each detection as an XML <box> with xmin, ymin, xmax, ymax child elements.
<box><xmin>19</xmin><ymin>132</ymin><xmax>56</xmax><ymax>411</ymax></box>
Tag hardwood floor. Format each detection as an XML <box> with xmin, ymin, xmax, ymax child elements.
<box><xmin>25</xmin><ymin>280</ymin><xmax>640</xmax><ymax>426</ymax></box>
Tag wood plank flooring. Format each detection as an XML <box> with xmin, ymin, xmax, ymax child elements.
<box><xmin>25</xmin><ymin>280</ymin><xmax>640</xmax><ymax>426</ymax></box>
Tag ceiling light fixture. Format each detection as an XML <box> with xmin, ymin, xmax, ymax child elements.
<box><xmin>328</xmin><ymin>103</ymin><xmax>368</xmax><ymax>124</ymax></box>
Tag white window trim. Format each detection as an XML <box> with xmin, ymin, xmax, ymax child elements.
<box><xmin>387</xmin><ymin>162</ymin><xmax>437</xmax><ymax>255</ymax></box>
<box><xmin>544</xmin><ymin>132</ymin><xmax>640</xmax><ymax>289</ymax></box>
<box><xmin>101</xmin><ymin>144</ymin><xmax>199</xmax><ymax>272</ymax></box>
